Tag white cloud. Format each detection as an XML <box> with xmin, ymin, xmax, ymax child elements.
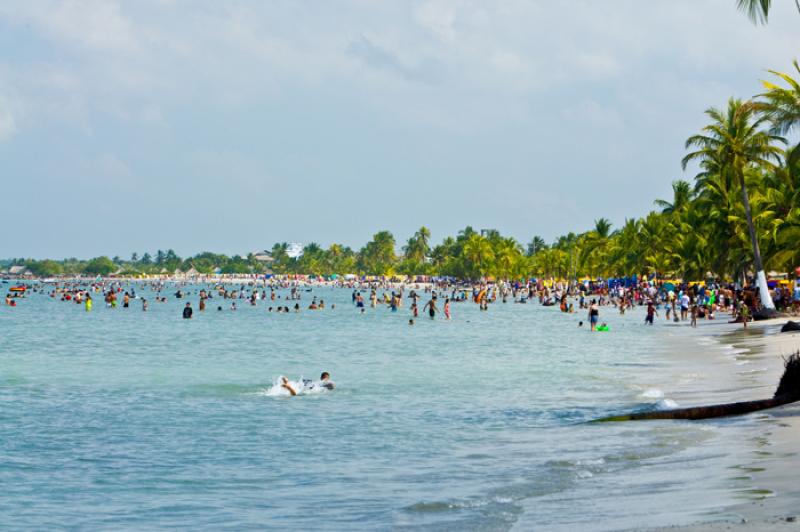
<box><xmin>18</xmin><ymin>0</ymin><xmax>140</xmax><ymax>52</ymax></box>
<box><xmin>0</xmin><ymin>105</ymin><xmax>15</xmax><ymax>142</ymax></box>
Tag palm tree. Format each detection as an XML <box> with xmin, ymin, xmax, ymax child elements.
<box><xmin>759</xmin><ymin>60</ymin><xmax>800</xmax><ymax>144</ymax></box>
<box><xmin>463</xmin><ymin>234</ymin><xmax>494</xmax><ymax>279</ymax></box>
<box><xmin>683</xmin><ymin>98</ymin><xmax>784</xmax><ymax>309</ymax></box>
<box><xmin>526</xmin><ymin>235</ymin><xmax>546</xmax><ymax>256</ymax></box>
<box><xmin>654</xmin><ymin>180</ymin><xmax>693</xmax><ymax>214</ymax></box>
<box><xmin>403</xmin><ymin>226</ymin><xmax>431</xmax><ymax>264</ymax></box>
<box><xmin>492</xmin><ymin>237</ymin><xmax>523</xmax><ymax>280</ymax></box>
<box><xmin>593</xmin><ymin>218</ymin><xmax>612</xmax><ymax>238</ymax></box>
<box><xmin>736</xmin><ymin>0</ymin><xmax>800</xmax><ymax>23</ymax></box>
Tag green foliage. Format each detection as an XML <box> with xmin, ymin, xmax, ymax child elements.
<box><xmin>26</xmin><ymin>259</ymin><xmax>63</xmax><ymax>276</ymax></box>
<box><xmin>84</xmin><ymin>256</ymin><xmax>117</xmax><ymax>276</ymax></box>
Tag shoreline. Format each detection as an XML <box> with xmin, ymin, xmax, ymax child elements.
<box><xmin>646</xmin><ymin>317</ymin><xmax>800</xmax><ymax>531</ymax></box>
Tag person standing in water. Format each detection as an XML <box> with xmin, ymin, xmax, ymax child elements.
<box><xmin>444</xmin><ymin>298</ymin><xmax>451</xmax><ymax>320</ymax></box>
<box><xmin>182</xmin><ymin>302</ymin><xmax>193</xmax><ymax>319</ymax></box>
<box><xmin>85</xmin><ymin>294</ymin><xmax>92</xmax><ymax>312</ymax></box>
<box><xmin>423</xmin><ymin>296</ymin><xmax>438</xmax><ymax>319</ymax></box>
<box><xmin>645</xmin><ymin>300</ymin><xmax>657</xmax><ymax>325</ymax></box>
<box><xmin>588</xmin><ymin>299</ymin><xmax>599</xmax><ymax>332</ymax></box>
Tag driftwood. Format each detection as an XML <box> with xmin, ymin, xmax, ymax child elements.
<box><xmin>781</xmin><ymin>321</ymin><xmax>800</xmax><ymax>333</ymax></box>
<box><xmin>597</xmin><ymin>353</ymin><xmax>800</xmax><ymax>421</ymax></box>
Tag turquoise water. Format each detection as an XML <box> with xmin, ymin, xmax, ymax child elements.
<box><xmin>0</xmin><ymin>284</ymin><xmax>787</xmax><ymax>530</ymax></box>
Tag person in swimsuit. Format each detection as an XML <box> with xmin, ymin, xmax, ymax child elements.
<box><xmin>182</xmin><ymin>302</ymin><xmax>193</xmax><ymax>319</ymax></box>
<box><xmin>423</xmin><ymin>296</ymin><xmax>438</xmax><ymax>319</ymax></box>
<box><xmin>281</xmin><ymin>372</ymin><xmax>334</xmax><ymax>396</ymax></box>
<box><xmin>588</xmin><ymin>299</ymin><xmax>599</xmax><ymax>331</ymax></box>
<box><xmin>444</xmin><ymin>298</ymin><xmax>451</xmax><ymax>320</ymax></box>
<box><xmin>645</xmin><ymin>301</ymin><xmax>657</xmax><ymax>325</ymax></box>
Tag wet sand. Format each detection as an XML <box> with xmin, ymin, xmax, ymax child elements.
<box><xmin>646</xmin><ymin>316</ymin><xmax>800</xmax><ymax>531</ymax></box>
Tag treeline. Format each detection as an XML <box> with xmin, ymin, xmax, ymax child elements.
<box><xmin>6</xmin><ymin>60</ymin><xmax>800</xmax><ymax>281</ymax></box>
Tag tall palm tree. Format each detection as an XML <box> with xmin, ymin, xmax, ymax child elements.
<box><xmin>760</xmin><ymin>60</ymin><xmax>800</xmax><ymax>142</ymax></box>
<box><xmin>654</xmin><ymin>180</ymin><xmax>693</xmax><ymax>214</ymax></box>
<box><xmin>593</xmin><ymin>218</ymin><xmax>612</xmax><ymax>238</ymax></box>
<box><xmin>683</xmin><ymin>98</ymin><xmax>784</xmax><ymax>309</ymax></box>
<box><xmin>463</xmin><ymin>234</ymin><xmax>494</xmax><ymax>279</ymax></box>
<box><xmin>526</xmin><ymin>235</ymin><xmax>546</xmax><ymax>256</ymax></box>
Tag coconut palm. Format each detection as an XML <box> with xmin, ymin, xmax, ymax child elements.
<box><xmin>463</xmin><ymin>234</ymin><xmax>494</xmax><ymax>279</ymax></box>
<box><xmin>526</xmin><ymin>235</ymin><xmax>547</xmax><ymax>256</ymax></box>
<box><xmin>654</xmin><ymin>180</ymin><xmax>693</xmax><ymax>215</ymax></box>
<box><xmin>683</xmin><ymin>98</ymin><xmax>785</xmax><ymax>309</ymax></box>
<box><xmin>759</xmin><ymin>60</ymin><xmax>800</xmax><ymax>142</ymax></box>
<box><xmin>492</xmin><ymin>237</ymin><xmax>523</xmax><ymax>280</ymax></box>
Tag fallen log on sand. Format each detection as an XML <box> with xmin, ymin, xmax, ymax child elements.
<box><xmin>597</xmin><ymin>353</ymin><xmax>800</xmax><ymax>422</ymax></box>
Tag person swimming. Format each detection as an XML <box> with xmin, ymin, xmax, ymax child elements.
<box><xmin>280</xmin><ymin>372</ymin><xmax>334</xmax><ymax>396</ymax></box>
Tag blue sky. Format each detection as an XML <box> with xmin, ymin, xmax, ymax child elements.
<box><xmin>0</xmin><ymin>0</ymin><xmax>798</xmax><ymax>259</ymax></box>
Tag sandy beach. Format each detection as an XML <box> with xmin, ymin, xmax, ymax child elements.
<box><xmin>643</xmin><ymin>317</ymin><xmax>800</xmax><ymax>531</ymax></box>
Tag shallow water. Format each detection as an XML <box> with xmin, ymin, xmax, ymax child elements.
<box><xmin>0</xmin><ymin>284</ymin><xmax>789</xmax><ymax>530</ymax></box>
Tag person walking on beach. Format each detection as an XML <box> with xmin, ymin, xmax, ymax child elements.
<box><xmin>182</xmin><ymin>302</ymin><xmax>193</xmax><ymax>319</ymax></box>
<box><xmin>588</xmin><ymin>299</ymin><xmax>599</xmax><ymax>331</ymax></box>
<box><xmin>740</xmin><ymin>301</ymin><xmax>750</xmax><ymax>329</ymax></box>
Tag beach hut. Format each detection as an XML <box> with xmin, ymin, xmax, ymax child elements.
<box><xmin>8</xmin><ymin>265</ymin><xmax>30</xmax><ymax>277</ymax></box>
<box><xmin>252</xmin><ymin>251</ymin><xmax>274</xmax><ymax>265</ymax></box>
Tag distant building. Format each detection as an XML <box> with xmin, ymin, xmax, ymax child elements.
<box><xmin>8</xmin><ymin>265</ymin><xmax>30</xmax><ymax>276</ymax></box>
<box><xmin>251</xmin><ymin>250</ymin><xmax>275</xmax><ymax>264</ymax></box>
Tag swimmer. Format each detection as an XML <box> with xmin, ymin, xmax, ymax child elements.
<box><xmin>309</xmin><ymin>372</ymin><xmax>335</xmax><ymax>390</ymax></box>
<box><xmin>182</xmin><ymin>302</ymin><xmax>193</xmax><ymax>319</ymax></box>
<box><xmin>409</xmin><ymin>318</ymin><xmax>414</xmax><ymax>325</ymax></box>
<box><xmin>281</xmin><ymin>372</ymin><xmax>334</xmax><ymax>396</ymax></box>
<box><xmin>281</xmin><ymin>376</ymin><xmax>297</xmax><ymax>396</ymax></box>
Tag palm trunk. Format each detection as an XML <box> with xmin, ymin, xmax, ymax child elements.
<box><xmin>597</xmin><ymin>394</ymin><xmax>799</xmax><ymax>421</ymax></box>
<box><xmin>738</xmin><ymin>169</ymin><xmax>775</xmax><ymax>309</ymax></box>
<box><xmin>596</xmin><ymin>353</ymin><xmax>800</xmax><ymax>422</ymax></box>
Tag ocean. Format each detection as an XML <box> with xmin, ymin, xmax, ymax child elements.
<box><xmin>0</xmin><ymin>283</ymin><xmax>791</xmax><ymax>530</ymax></box>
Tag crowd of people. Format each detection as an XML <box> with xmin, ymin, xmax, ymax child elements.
<box><xmin>5</xmin><ymin>276</ymin><xmax>800</xmax><ymax>333</ymax></box>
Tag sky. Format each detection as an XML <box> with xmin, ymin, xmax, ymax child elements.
<box><xmin>0</xmin><ymin>0</ymin><xmax>798</xmax><ymax>259</ymax></box>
